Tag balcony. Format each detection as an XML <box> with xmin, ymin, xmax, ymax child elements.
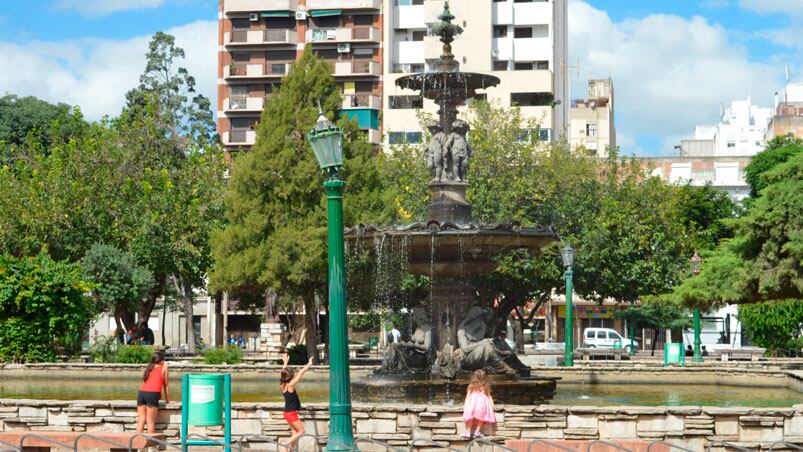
<box><xmin>423</xmin><ymin>35</ymin><xmax>441</xmax><ymax>60</ymax></box>
<box><xmin>222</xmin><ymin>130</ymin><xmax>257</xmax><ymax>146</ymax></box>
<box><xmin>305</xmin><ymin>0</ymin><xmax>380</xmax><ymax>10</ymax></box>
<box><xmin>306</xmin><ymin>27</ymin><xmax>380</xmax><ymax>43</ymax></box>
<box><xmin>224</xmin><ymin>29</ymin><xmax>297</xmax><ymax>46</ymax></box>
<box><xmin>512</xmin><ymin>37</ymin><xmax>551</xmax><ymax>61</ymax></box>
<box><xmin>393</xmin><ymin>5</ymin><xmax>425</xmax><ymax>29</ymax></box>
<box><xmin>394</xmin><ymin>41</ymin><xmax>424</xmax><ymax>65</ymax></box>
<box><xmin>334</xmin><ymin>61</ymin><xmax>381</xmax><ymax>76</ymax></box>
<box><xmin>223</xmin><ymin>0</ymin><xmax>297</xmax><ymax>14</ymax></box>
<box><xmin>342</xmin><ymin>94</ymin><xmax>381</xmax><ymax>110</ymax></box>
<box><xmin>224</xmin><ymin>63</ymin><xmax>289</xmax><ymax>79</ymax></box>
<box><xmin>223</xmin><ymin>96</ymin><xmax>266</xmax><ymax>113</ymax></box>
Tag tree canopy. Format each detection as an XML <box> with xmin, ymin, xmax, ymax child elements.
<box><xmin>211</xmin><ymin>48</ymin><xmax>394</xmax><ymax>361</ymax></box>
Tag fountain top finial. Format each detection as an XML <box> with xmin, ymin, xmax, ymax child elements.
<box><xmin>432</xmin><ymin>1</ymin><xmax>463</xmax><ymax>62</ymax></box>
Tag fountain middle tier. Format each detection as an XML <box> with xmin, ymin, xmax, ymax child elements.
<box><xmin>347</xmin><ymin>221</ymin><xmax>555</xmax><ymax>278</ymax></box>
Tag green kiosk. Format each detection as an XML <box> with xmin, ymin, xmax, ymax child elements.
<box><xmin>181</xmin><ymin>373</ymin><xmax>232</xmax><ymax>452</ymax></box>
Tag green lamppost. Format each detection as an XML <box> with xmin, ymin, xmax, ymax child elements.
<box><xmin>561</xmin><ymin>244</ymin><xmax>575</xmax><ymax>367</ymax></box>
<box><xmin>307</xmin><ymin>106</ymin><xmax>356</xmax><ymax>451</ymax></box>
<box><xmin>690</xmin><ymin>252</ymin><xmax>703</xmax><ymax>363</ymax></box>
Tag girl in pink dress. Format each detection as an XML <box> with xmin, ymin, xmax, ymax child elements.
<box><xmin>462</xmin><ymin>369</ymin><xmax>496</xmax><ymax>439</ymax></box>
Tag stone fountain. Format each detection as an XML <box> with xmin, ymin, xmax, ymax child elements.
<box><xmin>346</xmin><ymin>3</ymin><xmax>557</xmax><ymax>390</ymax></box>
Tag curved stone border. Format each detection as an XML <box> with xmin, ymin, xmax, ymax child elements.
<box><xmin>0</xmin><ymin>399</ymin><xmax>801</xmax><ymax>449</ymax></box>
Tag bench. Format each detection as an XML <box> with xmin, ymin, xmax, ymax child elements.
<box><xmin>316</xmin><ymin>343</ymin><xmax>365</xmax><ymax>359</ymax></box>
<box><xmin>576</xmin><ymin>347</ymin><xmax>627</xmax><ymax>361</ymax></box>
<box><xmin>707</xmin><ymin>347</ymin><xmax>766</xmax><ymax>362</ymax></box>
<box><xmin>0</xmin><ymin>431</ymin><xmax>166</xmax><ymax>451</ymax></box>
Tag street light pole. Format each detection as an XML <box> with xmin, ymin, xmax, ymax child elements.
<box><xmin>306</xmin><ymin>106</ymin><xmax>356</xmax><ymax>451</ymax></box>
<box><xmin>690</xmin><ymin>252</ymin><xmax>703</xmax><ymax>363</ymax></box>
<box><xmin>324</xmin><ymin>178</ymin><xmax>356</xmax><ymax>451</ymax></box>
<box><xmin>561</xmin><ymin>245</ymin><xmax>575</xmax><ymax>367</ymax></box>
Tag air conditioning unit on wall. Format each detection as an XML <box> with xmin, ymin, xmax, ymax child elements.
<box><xmin>249</xmin><ymin>12</ymin><xmax>259</xmax><ymax>21</ymax></box>
<box><xmin>338</xmin><ymin>43</ymin><xmax>351</xmax><ymax>53</ymax></box>
<box><xmin>295</xmin><ymin>11</ymin><xmax>307</xmax><ymax>20</ymax></box>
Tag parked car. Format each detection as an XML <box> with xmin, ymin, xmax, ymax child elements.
<box><xmin>583</xmin><ymin>327</ymin><xmax>639</xmax><ymax>353</ymax></box>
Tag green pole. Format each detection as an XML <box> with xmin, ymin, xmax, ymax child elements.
<box><xmin>324</xmin><ymin>178</ymin><xmax>356</xmax><ymax>451</ymax></box>
<box><xmin>693</xmin><ymin>309</ymin><xmax>703</xmax><ymax>363</ymax></box>
<box><xmin>629</xmin><ymin>321</ymin><xmax>635</xmax><ymax>356</ymax></box>
<box><xmin>564</xmin><ymin>269</ymin><xmax>574</xmax><ymax>367</ymax></box>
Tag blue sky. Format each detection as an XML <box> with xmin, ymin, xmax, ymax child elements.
<box><xmin>0</xmin><ymin>0</ymin><xmax>801</xmax><ymax>156</ymax></box>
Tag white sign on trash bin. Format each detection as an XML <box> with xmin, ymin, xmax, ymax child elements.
<box><xmin>190</xmin><ymin>384</ymin><xmax>216</xmax><ymax>404</ymax></box>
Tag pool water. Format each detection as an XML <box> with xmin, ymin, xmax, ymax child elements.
<box><xmin>1</xmin><ymin>376</ymin><xmax>800</xmax><ymax>407</ymax></box>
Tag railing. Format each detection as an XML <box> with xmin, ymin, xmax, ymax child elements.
<box><xmin>1</xmin><ymin>432</ymin><xmax>800</xmax><ymax>451</ymax></box>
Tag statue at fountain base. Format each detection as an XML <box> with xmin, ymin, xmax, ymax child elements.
<box><xmin>429</xmin><ymin>181</ymin><xmax>471</xmax><ymax>224</ymax></box>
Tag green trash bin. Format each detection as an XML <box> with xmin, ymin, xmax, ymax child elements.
<box><xmin>186</xmin><ymin>374</ymin><xmax>224</xmax><ymax>426</ymax></box>
<box><xmin>612</xmin><ymin>339</ymin><xmax>622</xmax><ymax>349</ymax></box>
<box><xmin>368</xmin><ymin>336</ymin><xmax>378</xmax><ymax>349</ymax></box>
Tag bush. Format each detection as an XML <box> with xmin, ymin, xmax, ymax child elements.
<box><xmin>114</xmin><ymin>344</ymin><xmax>154</xmax><ymax>363</ymax></box>
<box><xmin>89</xmin><ymin>336</ymin><xmax>118</xmax><ymax>363</ymax></box>
<box><xmin>0</xmin><ymin>254</ymin><xmax>96</xmax><ymax>362</ymax></box>
<box><xmin>286</xmin><ymin>344</ymin><xmax>308</xmax><ymax>365</ymax></box>
<box><xmin>204</xmin><ymin>346</ymin><xmax>243</xmax><ymax>365</ymax></box>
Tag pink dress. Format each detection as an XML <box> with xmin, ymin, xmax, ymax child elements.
<box><xmin>463</xmin><ymin>390</ymin><xmax>496</xmax><ymax>423</ymax></box>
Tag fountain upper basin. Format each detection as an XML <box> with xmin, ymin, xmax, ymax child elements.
<box><xmin>345</xmin><ymin>221</ymin><xmax>556</xmax><ymax>277</ymax></box>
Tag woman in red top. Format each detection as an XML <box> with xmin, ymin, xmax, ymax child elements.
<box><xmin>136</xmin><ymin>351</ymin><xmax>170</xmax><ymax>434</ymax></box>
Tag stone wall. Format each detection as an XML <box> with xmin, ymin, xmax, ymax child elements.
<box><xmin>1</xmin><ymin>400</ymin><xmax>801</xmax><ymax>450</ymax></box>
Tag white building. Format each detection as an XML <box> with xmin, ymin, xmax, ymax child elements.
<box><xmin>382</xmin><ymin>0</ymin><xmax>568</xmax><ymax>146</ymax></box>
<box><xmin>570</xmin><ymin>78</ymin><xmax>616</xmax><ymax>156</ymax></box>
<box><xmin>680</xmin><ymin>97</ymin><xmax>772</xmax><ymax>158</ymax></box>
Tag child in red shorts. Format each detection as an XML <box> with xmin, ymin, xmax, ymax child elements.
<box><xmin>280</xmin><ymin>353</ymin><xmax>313</xmax><ymax>447</ymax></box>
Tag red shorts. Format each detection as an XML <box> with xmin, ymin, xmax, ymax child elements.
<box><xmin>283</xmin><ymin>411</ymin><xmax>299</xmax><ymax>423</ymax></box>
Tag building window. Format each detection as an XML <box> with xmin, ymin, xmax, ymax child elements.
<box><xmin>514</xmin><ymin>27</ymin><xmax>533</xmax><ymax>38</ymax></box>
<box><xmin>410</xmin><ymin>63</ymin><xmax>424</xmax><ymax>72</ymax></box>
<box><xmin>727</xmin><ymin>142</ymin><xmax>736</xmax><ymax>148</ymax></box>
<box><xmin>395</xmin><ymin>0</ymin><xmax>424</xmax><ymax>4</ymax></box>
<box><xmin>412</xmin><ymin>30</ymin><xmax>427</xmax><ymax>41</ymax></box>
<box><xmin>389</xmin><ymin>95</ymin><xmax>424</xmax><ymax>109</ymax></box>
<box><xmin>354</xmin><ymin>14</ymin><xmax>374</xmax><ymax>26</ymax></box>
<box><xmin>586</xmin><ymin>123</ymin><xmax>597</xmax><ymax>137</ymax></box>
<box><xmin>536</xmin><ymin>60</ymin><xmax>549</xmax><ymax>70</ymax></box>
<box><xmin>514</xmin><ymin>62</ymin><xmax>533</xmax><ymax>70</ymax></box>
<box><xmin>510</xmin><ymin>92</ymin><xmax>554</xmax><ymax>107</ymax></box>
<box><xmin>389</xmin><ymin>132</ymin><xmax>422</xmax><ymax>144</ymax></box>
<box><xmin>492</xmin><ymin>60</ymin><xmax>508</xmax><ymax>71</ymax></box>
<box><xmin>493</xmin><ymin>26</ymin><xmax>508</xmax><ymax>38</ymax></box>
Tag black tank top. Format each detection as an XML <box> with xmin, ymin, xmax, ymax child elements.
<box><xmin>283</xmin><ymin>389</ymin><xmax>301</xmax><ymax>412</ymax></box>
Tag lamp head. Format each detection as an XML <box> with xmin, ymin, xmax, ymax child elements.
<box><xmin>561</xmin><ymin>244</ymin><xmax>575</xmax><ymax>270</ymax></box>
<box><xmin>306</xmin><ymin>100</ymin><xmax>344</xmax><ymax>176</ymax></box>
<box><xmin>690</xmin><ymin>251</ymin><xmax>702</xmax><ymax>275</ymax></box>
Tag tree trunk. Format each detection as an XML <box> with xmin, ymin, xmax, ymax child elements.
<box><xmin>303</xmin><ymin>292</ymin><xmax>319</xmax><ymax>364</ymax></box>
<box><xmin>511</xmin><ymin>315</ymin><xmax>525</xmax><ymax>353</ymax></box>
<box><xmin>162</xmin><ymin>301</ymin><xmax>167</xmax><ymax>346</ymax></box>
<box><xmin>183</xmin><ymin>281</ymin><xmax>195</xmax><ymax>354</ymax></box>
<box><xmin>651</xmin><ymin>327</ymin><xmax>659</xmax><ymax>356</ymax></box>
<box><xmin>139</xmin><ymin>275</ymin><xmax>166</xmax><ymax>323</ymax></box>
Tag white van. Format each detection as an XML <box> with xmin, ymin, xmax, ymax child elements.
<box><xmin>583</xmin><ymin>327</ymin><xmax>639</xmax><ymax>353</ymax></box>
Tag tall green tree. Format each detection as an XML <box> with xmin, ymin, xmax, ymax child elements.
<box><xmin>744</xmin><ymin>135</ymin><xmax>803</xmax><ymax>197</ymax></box>
<box><xmin>211</xmin><ymin>48</ymin><xmax>394</xmax><ymax>362</ymax></box>
<box><xmin>0</xmin><ymin>95</ymin><xmax>85</xmax><ymax>148</ymax></box>
<box><xmin>0</xmin><ymin>254</ymin><xmax>96</xmax><ymax>362</ymax></box>
<box><xmin>738</xmin><ymin>300</ymin><xmax>803</xmax><ymax>356</ymax></box>
<box><xmin>81</xmin><ymin>243</ymin><xmax>154</xmax><ymax>332</ymax></box>
<box><xmin>616</xmin><ymin>298</ymin><xmax>692</xmax><ymax>355</ymax></box>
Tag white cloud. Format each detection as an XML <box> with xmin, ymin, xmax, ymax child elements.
<box><xmin>56</xmin><ymin>0</ymin><xmax>166</xmax><ymax>17</ymax></box>
<box><xmin>569</xmin><ymin>0</ymin><xmax>781</xmax><ymax>155</ymax></box>
<box><xmin>0</xmin><ymin>20</ymin><xmax>217</xmax><ymax>120</ymax></box>
<box><xmin>739</xmin><ymin>0</ymin><xmax>803</xmax><ymax>17</ymax></box>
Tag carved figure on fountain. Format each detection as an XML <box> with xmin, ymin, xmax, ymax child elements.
<box><xmin>446</xmin><ymin>119</ymin><xmax>471</xmax><ymax>182</ymax></box>
<box><xmin>381</xmin><ymin>309</ymin><xmax>434</xmax><ymax>373</ymax></box>
<box><xmin>456</xmin><ymin>307</ymin><xmax>530</xmax><ymax>376</ymax></box>
<box><xmin>425</xmin><ymin>122</ymin><xmax>448</xmax><ymax>182</ymax></box>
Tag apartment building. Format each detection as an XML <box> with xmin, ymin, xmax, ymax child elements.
<box><xmin>382</xmin><ymin>0</ymin><xmax>568</xmax><ymax>145</ymax></box>
<box><xmin>569</xmin><ymin>78</ymin><xmax>616</xmax><ymax>156</ymax></box>
<box><xmin>217</xmin><ymin>0</ymin><xmax>384</xmax><ymax>155</ymax></box>
<box><xmin>766</xmin><ymin>82</ymin><xmax>803</xmax><ymax>141</ymax></box>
